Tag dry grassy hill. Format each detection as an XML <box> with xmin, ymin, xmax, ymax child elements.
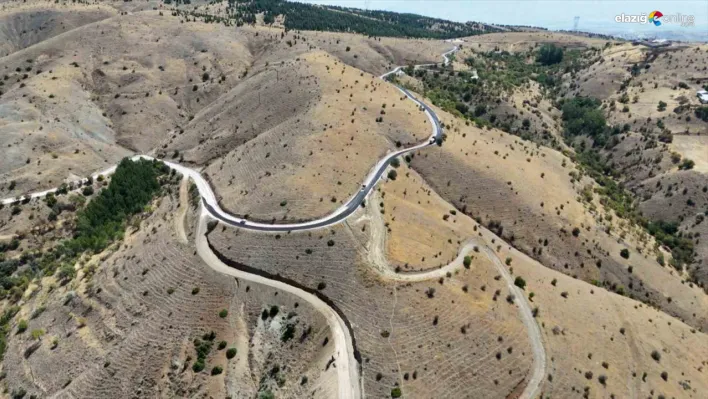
<box><xmin>567</xmin><ymin>41</ymin><xmax>708</xmax><ymax>290</ymax></box>
<box><xmin>4</xmin><ymin>181</ymin><xmax>338</xmax><ymax>398</ymax></box>
<box><xmin>458</xmin><ymin>31</ymin><xmax>610</xmax><ymax>54</ymax></box>
<box><xmin>404</xmin><ymin>104</ymin><xmax>708</xmax><ymax>331</ymax></box>
<box><xmin>209</xmin><ymin>217</ymin><xmax>535</xmax><ymax>399</ymax></box>
<box><xmin>0</xmin><ymin>4</ymin><xmax>450</xmax><ymax>220</ymax></box>
<box><xmin>376</xmin><ymin>161</ymin><xmax>708</xmax><ymax>398</ymax></box>
<box><xmin>2</xmin><ymin>2</ymin><xmax>708</xmax><ymax>398</ymax></box>
<box><xmin>0</xmin><ymin>3</ymin><xmax>116</xmax><ymax>57</ymax></box>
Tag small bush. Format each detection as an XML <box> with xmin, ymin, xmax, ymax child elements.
<box><xmin>514</xmin><ymin>276</ymin><xmax>526</xmax><ymax>290</ymax></box>
<box><xmin>192</xmin><ymin>360</ymin><xmax>205</xmax><ymax>373</ymax></box>
<box><xmin>463</xmin><ymin>256</ymin><xmax>471</xmax><ymax>269</ymax></box>
<box><xmin>31</xmin><ymin>328</ymin><xmax>45</xmax><ymax>340</ymax></box>
<box><xmin>17</xmin><ymin>319</ymin><xmax>28</xmax><ymax>334</ymax></box>
<box><xmin>226</xmin><ymin>348</ymin><xmax>237</xmax><ymax>359</ymax></box>
<box><xmin>387</xmin><ymin>170</ymin><xmax>397</xmax><ymax>180</ymax></box>
<box><xmin>651</xmin><ymin>350</ymin><xmax>661</xmax><ymax>362</ymax></box>
<box><xmin>620</xmin><ymin>249</ymin><xmax>630</xmax><ymax>259</ymax></box>
<box><xmin>269</xmin><ymin>305</ymin><xmax>279</xmax><ymax>318</ymax></box>
<box><xmin>678</xmin><ymin>159</ymin><xmax>695</xmax><ymax>170</ymax></box>
<box><xmin>192</xmin><ymin>287</ymin><xmax>200</xmax><ymax>295</ymax></box>
<box><xmin>219</xmin><ymin>309</ymin><xmax>228</xmax><ymax>318</ymax></box>
<box><xmin>391</xmin><ymin>387</ymin><xmax>402</xmax><ymax>398</ymax></box>
<box><xmin>211</xmin><ymin>365</ymin><xmax>223</xmax><ymax>375</ymax></box>
<box><xmin>218</xmin><ymin>340</ymin><xmax>227</xmax><ymax>350</ymax></box>
<box><xmin>282</xmin><ymin>323</ymin><xmax>296</xmax><ymax>342</ymax></box>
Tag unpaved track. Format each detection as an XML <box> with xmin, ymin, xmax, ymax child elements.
<box><xmin>361</xmin><ymin>191</ymin><xmax>546</xmax><ymax>398</ymax></box>
<box><xmin>194</xmin><ymin>209</ymin><xmax>361</xmax><ymax>399</ymax></box>
<box><xmin>477</xmin><ymin>244</ymin><xmax>546</xmax><ymax>399</ymax></box>
<box><xmin>175</xmin><ymin>176</ymin><xmax>189</xmax><ymax>244</ymax></box>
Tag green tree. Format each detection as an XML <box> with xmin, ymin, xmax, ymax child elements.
<box><xmin>536</xmin><ymin>44</ymin><xmax>564</xmax><ymax>65</ymax></box>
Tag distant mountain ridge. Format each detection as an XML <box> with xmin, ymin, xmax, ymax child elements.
<box><xmin>231</xmin><ymin>0</ymin><xmax>502</xmax><ymax>38</ymax></box>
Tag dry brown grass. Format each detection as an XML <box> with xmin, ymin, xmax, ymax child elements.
<box><xmin>407</xmin><ymin>103</ymin><xmax>708</xmax><ymax>331</ymax></box>
<box><xmin>500</xmin><ymin>237</ymin><xmax>708</xmax><ymax>399</ymax></box>
<box><xmin>201</xmin><ymin>49</ymin><xmax>431</xmax><ymax>222</ymax></box>
<box><xmin>362</xmin><ymin>158</ymin><xmax>708</xmax><ymax>399</ymax></box>
<box><xmin>209</xmin><ymin>219</ymin><xmax>534</xmax><ymax>399</ymax></box>
<box><xmin>457</xmin><ymin>31</ymin><xmax>610</xmax><ymax>54</ymax></box>
<box><xmin>4</xmin><ymin>189</ymin><xmax>336</xmax><ymax>398</ymax></box>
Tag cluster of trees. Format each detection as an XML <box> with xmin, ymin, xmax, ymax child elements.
<box><xmin>398</xmin><ymin>47</ymin><xmax>586</xmax><ymax>141</ymax></box>
<box><xmin>0</xmin><ymin>159</ymin><xmax>169</xmax><ymax>361</ymax></box>
<box><xmin>536</xmin><ymin>44</ymin><xmax>564</xmax><ymax>65</ymax></box>
<box><xmin>0</xmin><ymin>159</ymin><xmax>168</xmax><ymax>302</ymax></box>
<box><xmin>561</xmin><ymin>97</ymin><xmax>608</xmax><ymax>145</ymax></box>
<box><xmin>228</xmin><ymin>0</ymin><xmax>497</xmax><ymax>38</ymax></box>
<box><xmin>62</xmin><ymin>159</ymin><xmax>169</xmax><ymax>256</ymax></box>
<box><xmin>645</xmin><ymin>221</ymin><xmax>695</xmax><ymax>269</ymax></box>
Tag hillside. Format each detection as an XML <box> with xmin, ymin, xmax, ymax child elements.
<box><xmin>1</xmin><ymin>1</ymin><xmax>708</xmax><ymax>399</ymax></box>
<box><xmin>183</xmin><ymin>0</ymin><xmax>501</xmax><ymax>39</ymax></box>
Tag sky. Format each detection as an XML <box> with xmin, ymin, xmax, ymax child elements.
<box><xmin>298</xmin><ymin>1</ymin><xmax>708</xmax><ymax>34</ymax></box>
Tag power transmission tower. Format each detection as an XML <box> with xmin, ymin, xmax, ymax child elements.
<box><xmin>573</xmin><ymin>16</ymin><xmax>580</xmax><ymax>31</ymax></box>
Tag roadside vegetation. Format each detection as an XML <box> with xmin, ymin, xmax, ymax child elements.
<box><xmin>389</xmin><ymin>44</ymin><xmax>595</xmax><ymax>146</ymax></box>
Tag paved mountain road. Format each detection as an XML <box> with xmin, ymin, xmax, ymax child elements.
<box><xmin>4</xmin><ymin>45</ymin><xmax>547</xmax><ymax>399</ymax></box>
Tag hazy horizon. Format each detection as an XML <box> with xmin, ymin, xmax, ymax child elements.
<box><xmin>298</xmin><ymin>0</ymin><xmax>708</xmax><ymax>35</ymax></box>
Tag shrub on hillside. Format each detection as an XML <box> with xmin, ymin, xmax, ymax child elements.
<box><xmin>620</xmin><ymin>249</ymin><xmax>630</xmax><ymax>259</ymax></box>
<box><xmin>536</xmin><ymin>44</ymin><xmax>564</xmax><ymax>65</ymax></box>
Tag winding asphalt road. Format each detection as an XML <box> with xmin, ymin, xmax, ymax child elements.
<box><xmin>2</xmin><ymin>45</ymin><xmax>547</xmax><ymax>399</ymax></box>
<box><xmin>1</xmin><ymin>47</ymin><xmax>458</xmax><ymax>233</ymax></box>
